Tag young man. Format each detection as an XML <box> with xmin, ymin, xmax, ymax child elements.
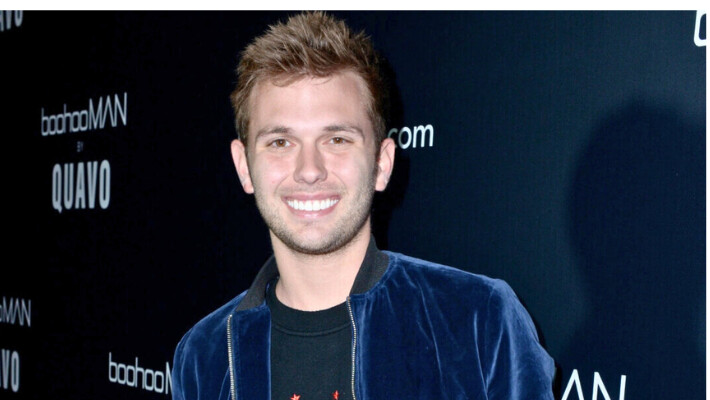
<box><xmin>172</xmin><ymin>12</ymin><xmax>555</xmax><ymax>400</ymax></box>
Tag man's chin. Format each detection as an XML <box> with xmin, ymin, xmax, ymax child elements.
<box><xmin>272</xmin><ymin>228</ymin><xmax>365</xmax><ymax>256</ymax></box>
<box><xmin>280</xmin><ymin>237</ymin><xmax>347</xmax><ymax>256</ymax></box>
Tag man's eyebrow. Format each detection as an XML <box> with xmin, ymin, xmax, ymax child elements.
<box><xmin>254</xmin><ymin>126</ymin><xmax>291</xmax><ymax>140</ymax></box>
<box><xmin>323</xmin><ymin>124</ymin><xmax>364</xmax><ymax>137</ymax></box>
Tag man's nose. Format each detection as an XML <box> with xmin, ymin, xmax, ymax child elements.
<box><xmin>294</xmin><ymin>143</ymin><xmax>327</xmax><ymax>184</ymax></box>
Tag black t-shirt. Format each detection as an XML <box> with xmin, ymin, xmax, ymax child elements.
<box><xmin>266</xmin><ymin>280</ymin><xmax>353</xmax><ymax>400</ymax></box>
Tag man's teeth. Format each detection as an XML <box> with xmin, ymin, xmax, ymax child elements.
<box><xmin>287</xmin><ymin>198</ymin><xmax>339</xmax><ymax>211</ymax></box>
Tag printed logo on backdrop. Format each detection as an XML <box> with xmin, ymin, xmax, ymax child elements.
<box><xmin>0</xmin><ymin>297</ymin><xmax>30</xmax><ymax>393</ymax></box>
<box><xmin>0</xmin><ymin>349</ymin><xmax>20</xmax><ymax>393</ymax></box>
<box><xmin>0</xmin><ymin>297</ymin><xmax>31</xmax><ymax>327</ymax></box>
<box><xmin>561</xmin><ymin>369</ymin><xmax>627</xmax><ymax>400</ymax></box>
<box><xmin>108</xmin><ymin>353</ymin><xmax>171</xmax><ymax>395</ymax></box>
<box><xmin>0</xmin><ymin>10</ymin><xmax>22</xmax><ymax>32</ymax></box>
<box><xmin>41</xmin><ymin>92</ymin><xmax>128</xmax><ymax>213</ymax></box>
<box><xmin>388</xmin><ymin>124</ymin><xmax>435</xmax><ymax>150</ymax></box>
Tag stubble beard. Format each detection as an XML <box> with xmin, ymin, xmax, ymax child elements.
<box><xmin>253</xmin><ymin>172</ymin><xmax>376</xmax><ymax>256</ymax></box>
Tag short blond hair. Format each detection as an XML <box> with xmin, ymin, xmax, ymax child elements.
<box><xmin>230</xmin><ymin>11</ymin><xmax>385</xmax><ymax>146</ymax></box>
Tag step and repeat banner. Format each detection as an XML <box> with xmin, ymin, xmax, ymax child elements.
<box><xmin>1</xmin><ymin>10</ymin><xmax>705</xmax><ymax>400</ymax></box>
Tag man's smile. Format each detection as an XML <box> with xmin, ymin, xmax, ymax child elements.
<box><xmin>285</xmin><ymin>197</ymin><xmax>340</xmax><ymax>212</ymax></box>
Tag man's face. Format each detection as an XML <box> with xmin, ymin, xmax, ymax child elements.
<box><xmin>231</xmin><ymin>71</ymin><xmax>394</xmax><ymax>255</ymax></box>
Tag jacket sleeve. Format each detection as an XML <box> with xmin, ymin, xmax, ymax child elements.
<box><xmin>171</xmin><ymin>330</ymin><xmax>191</xmax><ymax>400</ymax></box>
<box><xmin>478</xmin><ymin>280</ymin><xmax>556</xmax><ymax>400</ymax></box>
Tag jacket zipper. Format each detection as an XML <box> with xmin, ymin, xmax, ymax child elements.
<box><xmin>346</xmin><ymin>297</ymin><xmax>357</xmax><ymax>400</ymax></box>
<box><xmin>227</xmin><ymin>314</ymin><xmax>237</xmax><ymax>400</ymax></box>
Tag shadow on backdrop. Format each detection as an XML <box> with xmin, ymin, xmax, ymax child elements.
<box><xmin>563</xmin><ymin>101</ymin><xmax>705</xmax><ymax>399</ymax></box>
<box><xmin>373</xmin><ymin>55</ymin><xmax>409</xmax><ymax>249</ymax></box>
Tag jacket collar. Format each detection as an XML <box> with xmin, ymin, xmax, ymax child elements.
<box><xmin>235</xmin><ymin>235</ymin><xmax>389</xmax><ymax>311</ymax></box>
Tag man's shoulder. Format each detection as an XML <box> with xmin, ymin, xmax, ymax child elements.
<box><xmin>171</xmin><ymin>291</ymin><xmax>252</xmax><ymax>399</ymax></box>
<box><xmin>379</xmin><ymin>250</ymin><xmax>540</xmax><ymax>340</ymax></box>
<box><xmin>174</xmin><ymin>291</ymin><xmax>247</xmax><ymax>362</ymax></box>
<box><xmin>383</xmin><ymin>251</ymin><xmax>509</xmax><ymax>295</ymax></box>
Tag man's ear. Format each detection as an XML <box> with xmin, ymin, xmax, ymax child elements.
<box><xmin>230</xmin><ymin>139</ymin><xmax>254</xmax><ymax>194</ymax></box>
<box><xmin>375</xmin><ymin>137</ymin><xmax>395</xmax><ymax>191</ymax></box>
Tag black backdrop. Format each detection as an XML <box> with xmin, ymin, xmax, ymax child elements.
<box><xmin>1</xmin><ymin>10</ymin><xmax>705</xmax><ymax>399</ymax></box>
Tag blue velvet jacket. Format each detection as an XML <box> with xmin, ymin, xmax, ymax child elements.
<box><xmin>172</xmin><ymin>240</ymin><xmax>555</xmax><ymax>400</ymax></box>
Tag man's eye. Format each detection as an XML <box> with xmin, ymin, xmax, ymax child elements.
<box><xmin>269</xmin><ymin>139</ymin><xmax>289</xmax><ymax>148</ymax></box>
<box><xmin>330</xmin><ymin>137</ymin><xmax>349</xmax><ymax>145</ymax></box>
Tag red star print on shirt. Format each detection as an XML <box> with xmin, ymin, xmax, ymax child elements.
<box><xmin>289</xmin><ymin>394</ymin><xmax>300</xmax><ymax>400</ymax></box>
<box><xmin>332</xmin><ymin>390</ymin><xmax>340</xmax><ymax>399</ymax></box>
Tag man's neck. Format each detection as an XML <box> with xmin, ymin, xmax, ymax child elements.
<box><xmin>270</xmin><ymin>229</ymin><xmax>371</xmax><ymax>311</ymax></box>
